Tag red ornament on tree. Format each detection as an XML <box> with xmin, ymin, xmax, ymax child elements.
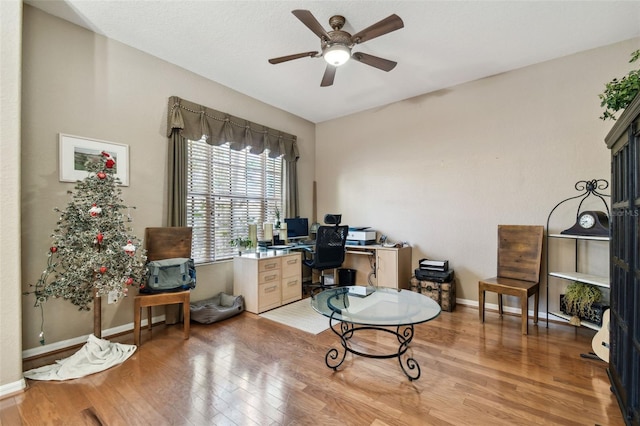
<box><xmin>101</xmin><ymin>151</ymin><xmax>116</xmax><ymax>169</ymax></box>
<box><xmin>125</xmin><ymin>277</ymin><xmax>134</xmax><ymax>286</ymax></box>
<box><xmin>123</xmin><ymin>240</ymin><xmax>136</xmax><ymax>256</ymax></box>
<box><xmin>97</xmin><ymin>171</ymin><xmax>106</xmax><ymax>180</ymax></box>
<box><xmin>50</xmin><ymin>246</ymin><xmax>57</xmax><ymax>253</ymax></box>
<box><xmin>96</xmin><ymin>233</ymin><xmax>104</xmax><ymax>243</ymax></box>
<box><xmin>99</xmin><ymin>266</ymin><xmax>107</xmax><ymax>274</ymax></box>
<box><xmin>89</xmin><ymin>203</ymin><xmax>102</xmax><ymax>217</ymax></box>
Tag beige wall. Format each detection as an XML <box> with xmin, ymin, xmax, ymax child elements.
<box><xmin>19</xmin><ymin>6</ymin><xmax>315</xmax><ymax>353</ymax></box>
<box><xmin>316</xmin><ymin>37</ymin><xmax>639</xmax><ymax>311</ymax></box>
<box><xmin>0</xmin><ymin>0</ymin><xmax>26</xmax><ymax>394</ymax></box>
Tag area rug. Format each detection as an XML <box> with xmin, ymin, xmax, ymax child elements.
<box><xmin>259</xmin><ymin>298</ymin><xmax>330</xmax><ymax>334</ymax></box>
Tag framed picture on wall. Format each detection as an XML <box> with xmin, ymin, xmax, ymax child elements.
<box><xmin>59</xmin><ymin>133</ymin><xmax>129</xmax><ymax>186</ymax></box>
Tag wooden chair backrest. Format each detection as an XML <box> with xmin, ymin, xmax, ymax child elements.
<box><xmin>144</xmin><ymin>227</ymin><xmax>192</xmax><ymax>261</ymax></box>
<box><xmin>496</xmin><ymin>225</ymin><xmax>544</xmax><ymax>283</ymax></box>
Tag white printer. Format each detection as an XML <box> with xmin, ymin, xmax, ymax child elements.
<box><xmin>347</xmin><ymin>227</ymin><xmax>377</xmax><ymax>245</ymax></box>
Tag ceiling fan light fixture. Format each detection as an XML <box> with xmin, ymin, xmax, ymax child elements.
<box><xmin>323</xmin><ymin>44</ymin><xmax>351</xmax><ymax>66</ymax></box>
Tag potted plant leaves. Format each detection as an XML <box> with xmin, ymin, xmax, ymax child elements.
<box><xmin>598</xmin><ymin>49</ymin><xmax>640</xmax><ymax>121</ymax></box>
<box><xmin>229</xmin><ymin>237</ymin><xmax>253</xmax><ymax>255</ymax></box>
<box><xmin>561</xmin><ymin>281</ymin><xmax>604</xmax><ymax>326</ymax></box>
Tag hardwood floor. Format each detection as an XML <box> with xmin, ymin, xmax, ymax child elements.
<box><xmin>3</xmin><ymin>305</ymin><xmax>623</xmax><ymax>425</ymax></box>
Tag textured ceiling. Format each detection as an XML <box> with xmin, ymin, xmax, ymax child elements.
<box><xmin>25</xmin><ymin>1</ymin><xmax>640</xmax><ymax>123</ymax></box>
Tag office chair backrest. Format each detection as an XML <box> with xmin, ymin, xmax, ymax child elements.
<box><xmin>496</xmin><ymin>225</ymin><xmax>544</xmax><ymax>282</ymax></box>
<box><xmin>313</xmin><ymin>225</ymin><xmax>349</xmax><ymax>270</ymax></box>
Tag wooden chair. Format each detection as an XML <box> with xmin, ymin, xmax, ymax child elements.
<box><xmin>133</xmin><ymin>227</ymin><xmax>192</xmax><ymax>346</ymax></box>
<box><xmin>478</xmin><ymin>225</ymin><xmax>544</xmax><ymax>335</ymax></box>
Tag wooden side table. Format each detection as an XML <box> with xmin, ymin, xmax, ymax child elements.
<box><xmin>133</xmin><ymin>290</ymin><xmax>190</xmax><ymax>346</ymax></box>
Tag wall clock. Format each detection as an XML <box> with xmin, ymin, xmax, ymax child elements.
<box><xmin>560</xmin><ymin>210</ymin><xmax>609</xmax><ymax>236</ymax></box>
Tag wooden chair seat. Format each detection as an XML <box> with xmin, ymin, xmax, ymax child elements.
<box><xmin>479</xmin><ymin>277</ymin><xmax>539</xmax><ymax>335</ymax></box>
<box><xmin>478</xmin><ymin>225</ymin><xmax>544</xmax><ymax>335</ymax></box>
<box><xmin>134</xmin><ymin>290</ymin><xmax>190</xmax><ymax>346</ymax></box>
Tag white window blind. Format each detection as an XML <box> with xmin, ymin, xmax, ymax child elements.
<box><xmin>187</xmin><ymin>138</ymin><xmax>283</xmax><ymax>263</ymax></box>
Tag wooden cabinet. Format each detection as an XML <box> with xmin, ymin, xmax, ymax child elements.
<box><xmin>605</xmin><ymin>93</ymin><xmax>640</xmax><ymax>426</ymax></box>
<box><xmin>376</xmin><ymin>246</ymin><xmax>412</xmax><ymax>289</ymax></box>
<box><xmin>233</xmin><ymin>251</ymin><xmax>302</xmax><ymax>314</ymax></box>
<box><xmin>281</xmin><ymin>254</ymin><xmax>303</xmax><ymax>304</ymax></box>
<box><xmin>342</xmin><ymin>245</ymin><xmax>412</xmax><ymax>289</ymax></box>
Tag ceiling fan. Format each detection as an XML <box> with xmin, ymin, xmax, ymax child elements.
<box><xmin>268</xmin><ymin>10</ymin><xmax>404</xmax><ymax>87</ymax></box>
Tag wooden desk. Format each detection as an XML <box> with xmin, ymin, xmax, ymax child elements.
<box><xmin>341</xmin><ymin>244</ymin><xmax>412</xmax><ymax>289</ymax></box>
<box><xmin>134</xmin><ymin>291</ymin><xmax>190</xmax><ymax>346</ymax></box>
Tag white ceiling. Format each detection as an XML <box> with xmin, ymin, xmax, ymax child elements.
<box><xmin>25</xmin><ymin>1</ymin><xmax>640</xmax><ymax>123</ymax></box>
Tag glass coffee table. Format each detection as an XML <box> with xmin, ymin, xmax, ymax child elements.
<box><xmin>311</xmin><ymin>286</ymin><xmax>441</xmax><ymax>381</ymax></box>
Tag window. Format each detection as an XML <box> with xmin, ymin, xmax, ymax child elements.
<box><xmin>187</xmin><ymin>138</ymin><xmax>283</xmax><ymax>263</ymax></box>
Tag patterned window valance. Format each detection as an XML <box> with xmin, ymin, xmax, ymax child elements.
<box><xmin>167</xmin><ymin>96</ymin><xmax>299</xmax><ymax>162</ymax></box>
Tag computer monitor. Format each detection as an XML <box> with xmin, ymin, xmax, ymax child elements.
<box><xmin>284</xmin><ymin>217</ymin><xmax>309</xmax><ymax>239</ymax></box>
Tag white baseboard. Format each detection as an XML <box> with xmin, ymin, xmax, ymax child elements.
<box><xmin>21</xmin><ymin>314</ymin><xmax>165</xmax><ymax>359</ymax></box>
<box><xmin>0</xmin><ymin>378</ymin><xmax>26</xmax><ymax>399</ymax></box>
<box><xmin>456</xmin><ymin>298</ymin><xmax>548</xmax><ymax>318</ymax></box>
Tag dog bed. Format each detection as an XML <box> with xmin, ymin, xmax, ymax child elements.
<box><xmin>189</xmin><ymin>292</ymin><xmax>244</xmax><ymax>324</ymax></box>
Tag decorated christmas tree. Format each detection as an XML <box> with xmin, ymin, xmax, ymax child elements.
<box><xmin>30</xmin><ymin>151</ymin><xmax>147</xmax><ymax>330</ymax></box>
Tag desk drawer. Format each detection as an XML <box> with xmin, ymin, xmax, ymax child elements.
<box><xmin>258</xmin><ymin>282</ymin><xmax>281</xmax><ymax>311</ymax></box>
<box><xmin>259</xmin><ymin>258</ymin><xmax>281</xmax><ymax>273</ymax></box>
<box><xmin>282</xmin><ymin>254</ymin><xmax>301</xmax><ymax>278</ymax></box>
<box><xmin>281</xmin><ymin>276</ymin><xmax>301</xmax><ymax>303</ymax></box>
<box><xmin>259</xmin><ymin>269</ymin><xmax>281</xmax><ymax>285</ymax></box>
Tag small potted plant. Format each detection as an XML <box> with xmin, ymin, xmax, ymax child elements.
<box><xmin>274</xmin><ymin>206</ymin><xmax>281</xmax><ymax>229</ymax></box>
<box><xmin>561</xmin><ymin>281</ymin><xmax>604</xmax><ymax>326</ymax></box>
<box><xmin>229</xmin><ymin>237</ymin><xmax>253</xmax><ymax>255</ymax></box>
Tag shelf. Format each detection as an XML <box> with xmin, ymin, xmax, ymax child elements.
<box><xmin>345</xmin><ymin>250</ymin><xmax>374</xmax><ymax>256</ymax></box>
<box><xmin>548</xmin><ymin>311</ymin><xmax>601</xmax><ymax>331</ymax></box>
<box><xmin>548</xmin><ymin>272</ymin><xmax>610</xmax><ymax>288</ymax></box>
<box><xmin>548</xmin><ymin>233</ymin><xmax>609</xmax><ymax>241</ymax></box>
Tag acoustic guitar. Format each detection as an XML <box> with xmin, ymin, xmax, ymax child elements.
<box><xmin>591</xmin><ymin>309</ymin><xmax>610</xmax><ymax>363</ymax></box>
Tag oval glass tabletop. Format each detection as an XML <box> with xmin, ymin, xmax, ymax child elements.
<box><xmin>310</xmin><ymin>286</ymin><xmax>441</xmax><ymax>326</ymax></box>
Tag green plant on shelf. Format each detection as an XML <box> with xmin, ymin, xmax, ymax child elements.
<box><xmin>563</xmin><ymin>281</ymin><xmax>602</xmax><ymax>325</ymax></box>
<box><xmin>598</xmin><ymin>49</ymin><xmax>640</xmax><ymax>121</ymax></box>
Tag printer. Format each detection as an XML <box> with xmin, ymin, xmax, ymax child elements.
<box><xmin>347</xmin><ymin>227</ymin><xmax>377</xmax><ymax>245</ymax></box>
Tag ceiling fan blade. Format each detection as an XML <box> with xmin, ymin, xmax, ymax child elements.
<box><xmin>320</xmin><ymin>65</ymin><xmax>337</xmax><ymax>87</ymax></box>
<box><xmin>292</xmin><ymin>10</ymin><xmax>330</xmax><ymax>40</ymax></box>
<box><xmin>350</xmin><ymin>14</ymin><xmax>404</xmax><ymax>44</ymax></box>
<box><xmin>352</xmin><ymin>52</ymin><xmax>397</xmax><ymax>72</ymax></box>
<box><xmin>268</xmin><ymin>51</ymin><xmax>318</xmax><ymax>64</ymax></box>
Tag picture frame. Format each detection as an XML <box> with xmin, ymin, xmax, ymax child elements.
<box><xmin>59</xmin><ymin>134</ymin><xmax>129</xmax><ymax>186</ymax></box>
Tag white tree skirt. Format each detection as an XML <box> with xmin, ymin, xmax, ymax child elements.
<box><xmin>24</xmin><ymin>334</ymin><xmax>136</xmax><ymax>381</ymax></box>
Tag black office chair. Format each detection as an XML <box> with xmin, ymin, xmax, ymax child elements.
<box><xmin>302</xmin><ymin>214</ymin><xmax>349</xmax><ymax>296</ymax></box>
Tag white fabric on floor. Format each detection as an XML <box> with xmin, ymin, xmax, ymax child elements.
<box><xmin>23</xmin><ymin>334</ymin><xmax>136</xmax><ymax>381</ymax></box>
